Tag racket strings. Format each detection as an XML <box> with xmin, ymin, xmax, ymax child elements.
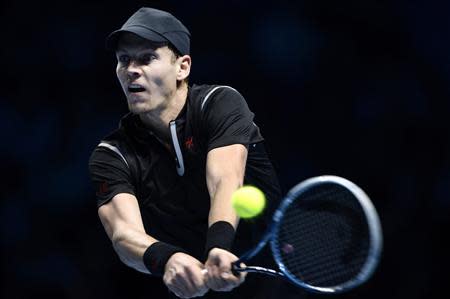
<box><xmin>274</xmin><ymin>184</ymin><xmax>370</xmax><ymax>288</ymax></box>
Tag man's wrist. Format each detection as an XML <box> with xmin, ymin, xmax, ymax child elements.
<box><xmin>143</xmin><ymin>242</ymin><xmax>186</xmax><ymax>276</ymax></box>
<box><xmin>204</xmin><ymin>221</ymin><xmax>236</xmax><ymax>259</ymax></box>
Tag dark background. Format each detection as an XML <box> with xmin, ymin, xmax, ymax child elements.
<box><xmin>1</xmin><ymin>0</ymin><xmax>449</xmax><ymax>298</ymax></box>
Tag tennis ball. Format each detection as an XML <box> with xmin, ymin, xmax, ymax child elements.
<box><xmin>232</xmin><ymin>186</ymin><xmax>266</xmax><ymax>219</ymax></box>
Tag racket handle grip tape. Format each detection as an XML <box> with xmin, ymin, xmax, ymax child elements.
<box><xmin>200</xmin><ymin>261</ymin><xmax>244</xmax><ymax>277</ymax></box>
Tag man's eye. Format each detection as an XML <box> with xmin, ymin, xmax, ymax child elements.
<box><xmin>118</xmin><ymin>55</ymin><xmax>130</xmax><ymax>64</ymax></box>
<box><xmin>141</xmin><ymin>54</ymin><xmax>155</xmax><ymax>64</ymax></box>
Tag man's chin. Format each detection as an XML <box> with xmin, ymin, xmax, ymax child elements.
<box><xmin>128</xmin><ymin>102</ymin><xmax>150</xmax><ymax>114</ymax></box>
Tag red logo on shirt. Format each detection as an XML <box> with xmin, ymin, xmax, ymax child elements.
<box><xmin>185</xmin><ymin>136</ymin><xmax>194</xmax><ymax>150</ymax></box>
<box><xmin>96</xmin><ymin>181</ymin><xmax>108</xmax><ymax>196</ymax></box>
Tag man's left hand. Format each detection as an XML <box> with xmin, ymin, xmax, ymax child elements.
<box><xmin>204</xmin><ymin>248</ymin><xmax>246</xmax><ymax>292</ymax></box>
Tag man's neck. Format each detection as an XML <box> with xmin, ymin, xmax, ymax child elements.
<box><xmin>139</xmin><ymin>83</ymin><xmax>188</xmax><ymax>142</ymax></box>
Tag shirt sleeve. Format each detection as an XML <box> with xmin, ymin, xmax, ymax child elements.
<box><xmin>202</xmin><ymin>87</ymin><xmax>259</xmax><ymax>151</ymax></box>
<box><xmin>88</xmin><ymin>145</ymin><xmax>136</xmax><ymax>207</ymax></box>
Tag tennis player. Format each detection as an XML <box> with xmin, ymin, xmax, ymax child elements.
<box><xmin>89</xmin><ymin>7</ymin><xmax>292</xmax><ymax>299</ymax></box>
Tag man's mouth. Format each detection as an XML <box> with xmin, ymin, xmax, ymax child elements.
<box><xmin>128</xmin><ymin>83</ymin><xmax>145</xmax><ymax>93</ymax></box>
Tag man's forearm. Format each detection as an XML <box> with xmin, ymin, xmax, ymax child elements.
<box><xmin>111</xmin><ymin>225</ymin><xmax>158</xmax><ymax>273</ymax></box>
<box><xmin>206</xmin><ymin>144</ymin><xmax>247</xmax><ymax>228</ymax></box>
<box><xmin>208</xmin><ymin>177</ymin><xmax>242</xmax><ymax>228</ymax></box>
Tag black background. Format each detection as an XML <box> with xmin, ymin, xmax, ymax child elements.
<box><xmin>1</xmin><ymin>0</ymin><xmax>449</xmax><ymax>298</ymax></box>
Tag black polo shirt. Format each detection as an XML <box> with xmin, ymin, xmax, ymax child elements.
<box><xmin>89</xmin><ymin>84</ymin><xmax>282</xmax><ymax>260</ymax></box>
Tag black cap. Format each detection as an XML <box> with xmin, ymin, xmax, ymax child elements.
<box><xmin>106</xmin><ymin>7</ymin><xmax>191</xmax><ymax>55</ymax></box>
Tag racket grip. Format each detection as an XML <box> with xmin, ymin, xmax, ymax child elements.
<box><xmin>200</xmin><ymin>262</ymin><xmax>243</xmax><ymax>277</ymax></box>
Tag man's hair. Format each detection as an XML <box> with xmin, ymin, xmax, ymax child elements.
<box><xmin>167</xmin><ymin>43</ymin><xmax>180</xmax><ymax>62</ymax></box>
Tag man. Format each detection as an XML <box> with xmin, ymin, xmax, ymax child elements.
<box><xmin>89</xmin><ymin>7</ymin><xmax>287</xmax><ymax>299</ymax></box>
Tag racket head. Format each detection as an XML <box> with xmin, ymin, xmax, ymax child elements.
<box><xmin>270</xmin><ymin>175</ymin><xmax>382</xmax><ymax>293</ymax></box>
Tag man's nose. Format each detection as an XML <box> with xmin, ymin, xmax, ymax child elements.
<box><xmin>126</xmin><ymin>61</ymin><xmax>142</xmax><ymax>79</ymax></box>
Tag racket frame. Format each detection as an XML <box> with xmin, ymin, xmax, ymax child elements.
<box><xmin>233</xmin><ymin>175</ymin><xmax>383</xmax><ymax>294</ymax></box>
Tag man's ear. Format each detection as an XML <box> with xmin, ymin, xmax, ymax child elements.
<box><xmin>177</xmin><ymin>55</ymin><xmax>191</xmax><ymax>81</ymax></box>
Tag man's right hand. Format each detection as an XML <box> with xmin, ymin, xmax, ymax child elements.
<box><xmin>163</xmin><ymin>252</ymin><xmax>209</xmax><ymax>298</ymax></box>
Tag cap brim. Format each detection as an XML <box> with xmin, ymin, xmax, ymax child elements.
<box><xmin>105</xmin><ymin>27</ymin><xmax>168</xmax><ymax>50</ymax></box>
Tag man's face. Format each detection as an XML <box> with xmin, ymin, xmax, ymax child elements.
<box><xmin>115</xmin><ymin>33</ymin><xmax>180</xmax><ymax>114</ymax></box>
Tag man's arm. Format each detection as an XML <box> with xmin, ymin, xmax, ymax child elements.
<box><xmin>204</xmin><ymin>144</ymin><xmax>248</xmax><ymax>291</ymax></box>
<box><xmin>98</xmin><ymin>193</ymin><xmax>156</xmax><ymax>273</ymax></box>
<box><xmin>98</xmin><ymin>193</ymin><xmax>209</xmax><ymax>298</ymax></box>
<box><xmin>206</xmin><ymin>144</ymin><xmax>247</xmax><ymax>227</ymax></box>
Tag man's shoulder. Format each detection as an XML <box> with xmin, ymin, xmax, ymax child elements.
<box><xmin>190</xmin><ymin>83</ymin><xmax>240</xmax><ymax>96</ymax></box>
<box><xmin>89</xmin><ymin>113</ymin><xmax>136</xmax><ymax>158</ymax></box>
<box><xmin>189</xmin><ymin>84</ymin><xmax>242</xmax><ymax>110</ymax></box>
<box><xmin>189</xmin><ymin>84</ymin><xmax>218</xmax><ymax>101</ymax></box>
<box><xmin>88</xmin><ymin>114</ymin><xmax>138</xmax><ymax>173</ymax></box>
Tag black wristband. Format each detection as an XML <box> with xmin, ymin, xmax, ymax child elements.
<box><xmin>143</xmin><ymin>242</ymin><xmax>186</xmax><ymax>276</ymax></box>
<box><xmin>204</xmin><ymin>221</ymin><xmax>236</xmax><ymax>259</ymax></box>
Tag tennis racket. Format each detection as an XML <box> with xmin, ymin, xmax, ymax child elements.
<box><xmin>221</xmin><ymin>175</ymin><xmax>383</xmax><ymax>294</ymax></box>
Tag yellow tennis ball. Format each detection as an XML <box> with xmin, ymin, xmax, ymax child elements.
<box><xmin>232</xmin><ymin>186</ymin><xmax>266</xmax><ymax>219</ymax></box>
